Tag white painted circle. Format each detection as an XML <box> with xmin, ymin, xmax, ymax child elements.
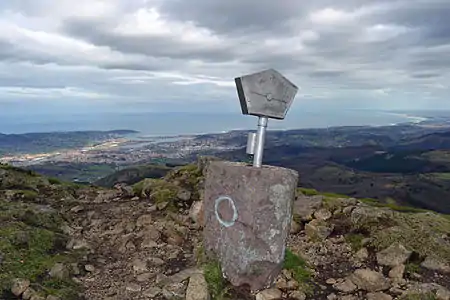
<box><xmin>214</xmin><ymin>196</ymin><xmax>238</xmax><ymax>227</ymax></box>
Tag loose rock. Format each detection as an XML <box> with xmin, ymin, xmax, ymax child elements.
<box><xmin>305</xmin><ymin>219</ymin><xmax>334</xmax><ymax>241</ymax></box>
<box><xmin>376</xmin><ymin>243</ymin><xmax>412</xmax><ymax>267</ymax></box>
<box><xmin>136</xmin><ymin>214</ymin><xmax>153</xmax><ymax>227</ymax></box>
<box><xmin>189</xmin><ymin>201</ymin><xmax>204</xmax><ymax>226</ymax></box>
<box><xmin>22</xmin><ymin>288</ymin><xmax>36</xmax><ymax>300</ymax></box>
<box><xmin>289</xmin><ymin>290</ymin><xmax>306</xmax><ymax>300</ymax></box>
<box><xmin>143</xmin><ymin>287</ymin><xmax>162</xmax><ymax>298</ymax></box>
<box><xmin>333</xmin><ymin>279</ymin><xmax>357</xmax><ymax>293</ymax></box>
<box><xmin>49</xmin><ymin>263</ymin><xmax>69</xmax><ymax>280</ymax></box>
<box><xmin>256</xmin><ymin>289</ymin><xmax>283</xmax><ymax>300</ymax></box>
<box><xmin>84</xmin><ymin>264</ymin><xmax>95</xmax><ymax>272</ymax></box>
<box><xmin>366</xmin><ymin>293</ymin><xmax>393</xmax><ymax>300</ymax></box>
<box><xmin>350</xmin><ymin>269</ymin><xmax>390</xmax><ymax>292</ymax></box>
<box><xmin>11</xmin><ymin>278</ymin><xmax>30</xmax><ymax>296</ymax></box>
<box><xmin>177</xmin><ymin>189</ymin><xmax>192</xmax><ymax>201</ymax></box>
<box><xmin>132</xmin><ymin>258</ymin><xmax>148</xmax><ymax>273</ymax></box>
<box><xmin>125</xmin><ymin>283</ymin><xmax>142</xmax><ymax>292</ymax></box>
<box><xmin>290</xmin><ymin>220</ymin><xmax>302</xmax><ymax>234</ymax></box>
<box><xmin>314</xmin><ymin>208</ymin><xmax>332</xmax><ymax>221</ymax></box>
<box><xmin>355</xmin><ymin>248</ymin><xmax>369</xmax><ymax>261</ymax></box>
<box><xmin>186</xmin><ymin>273</ymin><xmax>210</xmax><ymax>300</ymax></box>
<box><xmin>421</xmin><ymin>256</ymin><xmax>450</xmax><ymax>274</ymax></box>
<box><xmin>388</xmin><ymin>264</ymin><xmax>405</xmax><ymax>281</ymax></box>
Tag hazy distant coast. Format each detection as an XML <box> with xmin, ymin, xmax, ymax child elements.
<box><xmin>0</xmin><ymin>110</ymin><xmax>424</xmax><ymax>136</ymax></box>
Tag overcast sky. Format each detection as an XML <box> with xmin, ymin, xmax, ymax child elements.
<box><xmin>0</xmin><ymin>0</ymin><xmax>449</xmax><ymax>115</ymax></box>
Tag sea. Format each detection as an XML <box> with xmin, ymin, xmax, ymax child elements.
<box><xmin>0</xmin><ymin>110</ymin><xmax>426</xmax><ymax>136</ymax></box>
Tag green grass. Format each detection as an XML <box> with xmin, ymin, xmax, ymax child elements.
<box><xmin>11</xmin><ymin>190</ymin><xmax>39</xmax><ymax>201</ymax></box>
<box><xmin>203</xmin><ymin>260</ymin><xmax>228</xmax><ymax>300</ymax></box>
<box><xmin>400</xmin><ymin>293</ymin><xmax>437</xmax><ymax>300</ymax></box>
<box><xmin>0</xmin><ymin>199</ymin><xmax>80</xmax><ymax>299</ymax></box>
<box><xmin>359</xmin><ymin>198</ymin><xmax>428</xmax><ymax>213</ymax></box>
<box><xmin>283</xmin><ymin>249</ymin><xmax>311</xmax><ymax>284</ymax></box>
<box><xmin>298</xmin><ymin>187</ymin><xmax>347</xmax><ymax>198</ymax></box>
<box><xmin>370</xmin><ymin>211</ymin><xmax>450</xmax><ymax>262</ymax></box>
<box><xmin>0</xmin><ymin>163</ymin><xmax>39</xmax><ymax>177</ymax></box>
<box><xmin>48</xmin><ymin>177</ymin><xmax>63</xmax><ymax>185</ymax></box>
<box><xmin>405</xmin><ymin>262</ymin><xmax>420</xmax><ymax>276</ymax></box>
<box><xmin>345</xmin><ymin>233</ymin><xmax>364</xmax><ymax>251</ymax></box>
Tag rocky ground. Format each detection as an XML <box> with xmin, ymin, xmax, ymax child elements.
<box><xmin>1</xmin><ymin>160</ymin><xmax>450</xmax><ymax>300</ymax></box>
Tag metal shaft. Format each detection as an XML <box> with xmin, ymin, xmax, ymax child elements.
<box><xmin>253</xmin><ymin>116</ymin><xmax>268</xmax><ymax>167</ymax></box>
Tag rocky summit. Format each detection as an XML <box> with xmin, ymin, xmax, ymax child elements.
<box><xmin>1</xmin><ymin>160</ymin><xmax>450</xmax><ymax>300</ymax></box>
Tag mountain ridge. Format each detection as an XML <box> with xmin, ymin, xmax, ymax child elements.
<box><xmin>1</xmin><ymin>160</ymin><xmax>449</xmax><ymax>299</ymax></box>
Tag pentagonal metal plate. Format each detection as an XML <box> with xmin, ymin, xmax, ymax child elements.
<box><xmin>235</xmin><ymin>69</ymin><xmax>298</xmax><ymax>120</ymax></box>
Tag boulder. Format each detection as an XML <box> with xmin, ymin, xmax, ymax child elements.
<box><xmin>289</xmin><ymin>290</ymin><xmax>306</xmax><ymax>300</ymax></box>
<box><xmin>376</xmin><ymin>243</ymin><xmax>411</xmax><ymax>267</ymax></box>
<box><xmin>388</xmin><ymin>264</ymin><xmax>405</xmax><ymax>281</ymax></box>
<box><xmin>189</xmin><ymin>201</ymin><xmax>205</xmax><ymax>226</ymax></box>
<box><xmin>333</xmin><ymin>279</ymin><xmax>357</xmax><ymax>293</ymax></box>
<box><xmin>403</xmin><ymin>283</ymin><xmax>450</xmax><ymax>300</ymax></box>
<box><xmin>177</xmin><ymin>189</ymin><xmax>192</xmax><ymax>201</ymax></box>
<box><xmin>256</xmin><ymin>289</ymin><xmax>282</xmax><ymax>300</ymax></box>
<box><xmin>136</xmin><ymin>214</ymin><xmax>153</xmax><ymax>228</ymax></box>
<box><xmin>203</xmin><ymin>161</ymin><xmax>298</xmax><ymax>291</ymax></box>
<box><xmin>305</xmin><ymin>219</ymin><xmax>334</xmax><ymax>241</ymax></box>
<box><xmin>366</xmin><ymin>292</ymin><xmax>393</xmax><ymax>300</ymax></box>
<box><xmin>11</xmin><ymin>278</ymin><xmax>30</xmax><ymax>296</ymax></box>
<box><xmin>421</xmin><ymin>256</ymin><xmax>450</xmax><ymax>274</ymax></box>
<box><xmin>49</xmin><ymin>263</ymin><xmax>70</xmax><ymax>280</ymax></box>
<box><xmin>22</xmin><ymin>288</ymin><xmax>36</xmax><ymax>300</ymax></box>
<box><xmin>132</xmin><ymin>258</ymin><xmax>148</xmax><ymax>273</ymax></box>
<box><xmin>349</xmin><ymin>269</ymin><xmax>390</xmax><ymax>292</ymax></box>
<box><xmin>290</xmin><ymin>220</ymin><xmax>302</xmax><ymax>234</ymax></box>
<box><xmin>125</xmin><ymin>283</ymin><xmax>142</xmax><ymax>292</ymax></box>
<box><xmin>143</xmin><ymin>287</ymin><xmax>162</xmax><ymax>298</ymax></box>
<box><xmin>293</xmin><ymin>194</ymin><xmax>323</xmax><ymax>221</ymax></box>
<box><xmin>355</xmin><ymin>248</ymin><xmax>369</xmax><ymax>261</ymax></box>
<box><xmin>314</xmin><ymin>208</ymin><xmax>332</xmax><ymax>221</ymax></box>
<box><xmin>186</xmin><ymin>273</ymin><xmax>210</xmax><ymax>300</ymax></box>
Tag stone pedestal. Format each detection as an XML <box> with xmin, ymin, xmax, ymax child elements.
<box><xmin>203</xmin><ymin>161</ymin><xmax>298</xmax><ymax>291</ymax></box>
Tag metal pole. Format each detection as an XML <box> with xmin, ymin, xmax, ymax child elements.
<box><xmin>253</xmin><ymin>116</ymin><xmax>268</xmax><ymax>167</ymax></box>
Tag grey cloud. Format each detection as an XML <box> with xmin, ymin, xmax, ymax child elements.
<box><xmin>0</xmin><ymin>0</ymin><xmax>450</xmax><ymax>111</ymax></box>
<box><xmin>63</xmin><ymin>18</ymin><xmax>236</xmax><ymax>62</ymax></box>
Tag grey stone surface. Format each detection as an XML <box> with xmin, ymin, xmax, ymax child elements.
<box><xmin>204</xmin><ymin>161</ymin><xmax>298</xmax><ymax>291</ymax></box>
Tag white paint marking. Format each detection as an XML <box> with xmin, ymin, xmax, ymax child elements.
<box><xmin>215</xmin><ymin>195</ymin><xmax>238</xmax><ymax>227</ymax></box>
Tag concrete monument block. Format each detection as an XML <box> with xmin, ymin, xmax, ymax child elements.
<box><xmin>203</xmin><ymin>161</ymin><xmax>298</xmax><ymax>291</ymax></box>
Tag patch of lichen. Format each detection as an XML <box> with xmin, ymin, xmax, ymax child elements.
<box><xmin>0</xmin><ymin>199</ymin><xmax>80</xmax><ymax>299</ymax></box>
<box><xmin>370</xmin><ymin>211</ymin><xmax>450</xmax><ymax>262</ymax></box>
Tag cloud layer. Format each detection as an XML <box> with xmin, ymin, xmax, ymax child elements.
<box><xmin>0</xmin><ymin>0</ymin><xmax>449</xmax><ymax>113</ymax></box>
